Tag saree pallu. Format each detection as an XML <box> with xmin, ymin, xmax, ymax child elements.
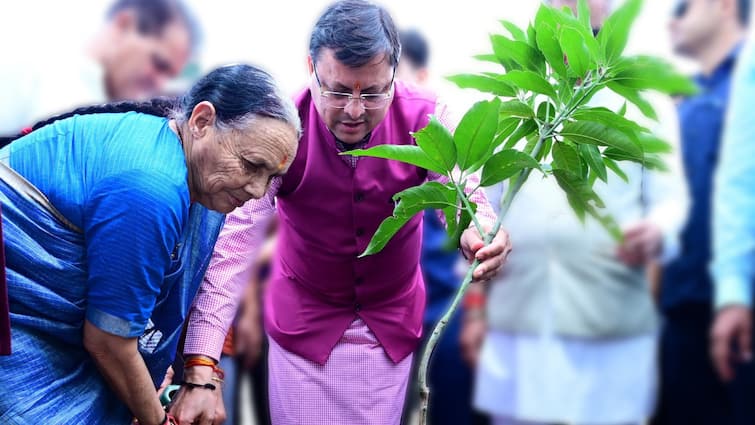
<box><xmin>0</xmin><ymin>169</ymin><xmax>224</xmax><ymax>424</ymax></box>
<box><xmin>0</xmin><ymin>204</ymin><xmax>8</xmax><ymax>356</ymax></box>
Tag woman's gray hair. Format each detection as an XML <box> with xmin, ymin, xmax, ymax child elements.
<box><xmin>176</xmin><ymin>63</ymin><xmax>301</xmax><ymax>139</ymax></box>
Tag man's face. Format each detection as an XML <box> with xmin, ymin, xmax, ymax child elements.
<box><xmin>550</xmin><ymin>0</ymin><xmax>611</xmax><ymax>29</ymax></box>
<box><xmin>669</xmin><ymin>0</ymin><xmax>722</xmax><ymax>57</ymax></box>
<box><xmin>106</xmin><ymin>19</ymin><xmax>191</xmax><ymax>100</ymax></box>
<box><xmin>309</xmin><ymin>48</ymin><xmax>395</xmax><ymax>144</ymax></box>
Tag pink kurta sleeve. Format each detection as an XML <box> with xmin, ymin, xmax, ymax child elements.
<box><xmin>183</xmin><ymin>178</ymin><xmax>280</xmax><ymax>360</ymax></box>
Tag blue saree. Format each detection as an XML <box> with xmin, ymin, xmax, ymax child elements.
<box><xmin>0</xmin><ymin>172</ymin><xmax>224</xmax><ymax>424</ymax></box>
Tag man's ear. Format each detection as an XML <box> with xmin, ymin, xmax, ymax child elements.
<box><xmin>188</xmin><ymin>101</ymin><xmax>217</xmax><ymax>138</ymax></box>
<box><xmin>416</xmin><ymin>68</ymin><xmax>430</xmax><ymax>86</ymax></box>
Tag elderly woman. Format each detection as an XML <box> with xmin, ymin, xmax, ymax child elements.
<box><xmin>0</xmin><ymin>64</ymin><xmax>300</xmax><ymax>424</ymax></box>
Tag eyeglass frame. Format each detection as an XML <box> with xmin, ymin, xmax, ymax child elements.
<box><xmin>312</xmin><ymin>63</ymin><xmax>396</xmax><ymax>110</ymax></box>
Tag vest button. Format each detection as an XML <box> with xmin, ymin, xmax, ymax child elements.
<box><xmin>355</xmin><ymin>277</ymin><xmax>364</xmax><ymax>285</ymax></box>
<box><xmin>354</xmin><ymin>192</ymin><xmax>364</xmax><ymax>202</ymax></box>
<box><xmin>356</xmin><ymin>227</ymin><xmax>365</xmax><ymax>236</ymax></box>
<box><xmin>355</xmin><ymin>303</ymin><xmax>362</xmax><ymax>312</ymax></box>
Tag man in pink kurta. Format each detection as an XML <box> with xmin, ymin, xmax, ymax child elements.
<box><xmin>173</xmin><ymin>1</ymin><xmax>511</xmax><ymax>423</ymax></box>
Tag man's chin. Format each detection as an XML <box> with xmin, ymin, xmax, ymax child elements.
<box><xmin>333</xmin><ymin>131</ymin><xmax>368</xmax><ymax>145</ymax></box>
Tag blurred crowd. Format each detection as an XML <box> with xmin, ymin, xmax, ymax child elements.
<box><xmin>2</xmin><ymin>0</ymin><xmax>755</xmax><ymax>424</ymax></box>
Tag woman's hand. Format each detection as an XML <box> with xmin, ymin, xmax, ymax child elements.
<box><xmin>82</xmin><ymin>320</ymin><xmax>165</xmax><ymax>425</ymax></box>
<box><xmin>168</xmin><ymin>361</ymin><xmax>226</xmax><ymax>425</ymax></box>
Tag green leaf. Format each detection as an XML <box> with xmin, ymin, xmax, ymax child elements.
<box><xmin>618</xmin><ymin>102</ymin><xmax>628</xmax><ymax>116</ymax></box>
<box><xmin>345</xmin><ymin>145</ymin><xmax>444</xmax><ymax>174</ymax></box>
<box><xmin>500</xmin><ymin>100</ymin><xmax>535</xmax><ymax>119</ymax></box>
<box><xmin>553</xmin><ymin>171</ymin><xmax>623</xmax><ymax>240</ymax></box>
<box><xmin>552</xmin><ymin>142</ymin><xmax>582</xmax><ymax>175</ymax></box>
<box><xmin>492</xmin><ymin>118</ymin><xmax>522</xmax><ymax>150</ymax></box>
<box><xmin>473</xmin><ymin>54</ymin><xmax>502</xmax><ymax>65</ymax></box>
<box><xmin>490</xmin><ymin>35</ymin><xmax>545</xmax><ymax>74</ymax></box>
<box><xmin>577</xmin><ymin>0</ymin><xmax>592</xmax><ymax>31</ymax></box>
<box><xmin>523</xmin><ymin>132</ymin><xmax>540</xmax><ymax>156</ymax></box>
<box><xmin>606</xmin><ymin>81</ymin><xmax>658</xmax><ymax>120</ymax></box>
<box><xmin>536</xmin><ymin>137</ymin><xmax>553</xmax><ymax>163</ymax></box>
<box><xmin>642</xmin><ymin>154</ymin><xmax>670</xmax><ymax>171</ymax></box>
<box><xmin>560</xmin><ymin>26</ymin><xmax>590</xmax><ymax>77</ymax></box>
<box><xmin>454</xmin><ymin>98</ymin><xmax>502</xmax><ymax>171</ymax></box>
<box><xmin>551</xmin><ymin>7</ymin><xmax>602</xmax><ymax>61</ymax></box>
<box><xmin>500</xmin><ymin>19</ymin><xmax>527</xmax><ymax>42</ymax></box>
<box><xmin>593</xmin><ymin>212</ymin><xmax>623</xmax><ymax>241</ymax></box>
<box><xmin>503</xmin><ymin>119</ymin><xmax>539</xmax><ymax>150</ymax></box>
<box><xmin>535</xmin><ymin>6</ymin><xmax>568</xmax><ymax>78</ymax></box>
<box><xmin>444</xmin><ymin>197</ymin><xmax>477</xmax><ymax>250</ymax></box>
<box><xmin>572</xmin><ymin>106</ymin><xmax>648</xmax><ymax>134</ymax></box>
<box><xmin>603</xmin><ymin>148</ymin><xmax>670</xmax><ymax>172</ymax></box>
<box><xmin>412</xmin><ymin>115</ymin><xmax>457</xmax><ymax>172</ymax></box>
<box><xmin>537</xmin><ymin>101</ymin><xmax>556</xmax><ymax>122</ymax></box>
<box><xmin>598</xmin><ymin>0</ymin><xmax>642</xmax><ymax>63</ymax></box>
<box><xmin>604</xmin><ymin>157</ymin><xmax>629</xmax><ymax>182</ymax></box>
<box><xmin>480</xmin><ymin>149</ymin><xmax>542</xmax><ymax>187</ymax></box>
<box><xmin>447</xmin><ymin>74</ymin><xmax>515</xmax><ymax>97</ymax></box>
<box><xmin>560</xmin><ymin>120</ymin><xmax>643</xmax><ymax>160</ymax></box>
<box><xmin>636</xmin><ymin>132</ymin><xmax>672</xmax><ymax>154</ymax></box>
<box><xmin>362</xmin><ymin>182</ymin><xmax>456</xmax><ymax>256</ymax></box>
<box><xmin>578</xmin><ymin>144</ymin><xmax>608</xmax><ymax>182</ymax></box>
<box><xmin>611</xmin><ymin>56</ymin><xmax>698</xmax><ymax>96</ymax></box>
<box><xmin>527</xmin><ymin>23</ymin><xmax>538</xmax><ymax>49</ymax></box>
<box><xmin>553</xmin><ymin>168</ymin><xmax>605</xmax><ymax>210</ymax></box>
<box><xmin>497</xmin><ymin>70</ymin><xmax>558</xmax><ymax>100</ymax></box>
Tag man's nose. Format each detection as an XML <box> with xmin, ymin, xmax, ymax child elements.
<box><xmin>343</xmin><ymin>97</ymin><xmax>365</xmax><ymax>119</ymax></box>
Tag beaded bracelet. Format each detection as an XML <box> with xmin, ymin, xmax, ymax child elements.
<box><xmin>180</xmin><ymin>380</ymin><xmax>217</xmax><ymax>391</ymax></box>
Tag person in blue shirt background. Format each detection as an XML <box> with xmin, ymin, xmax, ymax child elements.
<box><xmin>654</xmin><ymin>1</ymin><xmax>752</xmax><ymax>424</ymax></box>
<box><xmin>711</xmin><ymin>0</ymin><xmax>755</xmax><ymax>416</ymax></box>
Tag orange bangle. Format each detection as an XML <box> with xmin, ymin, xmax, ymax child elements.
<box><xmin>463</xmin><ymin>291</ymin><xmax>486</xmax><ymax>310</ymax></box>
<box><xmin>184</xmin><ymin>357</ymin><xmax>225</xmax><ymax>380</ymax></box>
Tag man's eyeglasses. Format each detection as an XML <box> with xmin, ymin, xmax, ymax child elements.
<box><xmin>313</xmin><ymin>64</ymin><xmax>394</xmax><ymax>110</ymax></box>
<box><xmin>672</xmin><ymin>0</ymin><xmax>689</xmax><ymax>19</ymax></box>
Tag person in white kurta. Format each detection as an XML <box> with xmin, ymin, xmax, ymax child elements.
<box><xmin>0</xmin><ymin>0</ymin><xmax>196</xmax><ymax>135</ymax></box>
<box><xmin>460</xmin><ymin>2</ymin><xmax>690</xmax><ymax>425</ymax></box>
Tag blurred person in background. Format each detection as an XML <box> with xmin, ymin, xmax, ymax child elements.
<box><xmin>462</xmin><ymin>1</ymin><xmax>689</xmax><ymax>424</ymax></box>
<box><xmin>171</xmin><ymin>1</ymin><xmax>512</xmax><ymax>424</ymax></box>
<box><xmin>396</xmin><ymin>28</ymin><xmax>489</xmax><ymax>425</ymax></box>
<box><xmin>0</xmin><ymin>0</ymin><xmax>199</xmax><ymax>136</ymax></box>
<box><xmin>653</xmin><ymin>0</ymin><xmax>752</xmax><ymax>424</ymax></box>
<box><xmin>0</xmin><ymin>64</ymin><xmax>300</xmax><ymax>424</ymax></box>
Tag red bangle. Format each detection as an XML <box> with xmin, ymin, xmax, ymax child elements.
<box><xmin>463</xmin><ymin>291</ymin><xmax>486</xmax><ymax>310</ymax></box>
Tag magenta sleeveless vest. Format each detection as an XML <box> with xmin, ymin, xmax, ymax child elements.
<box><xmin>264</xmin><ymin>82</ymin><xmax>438</xmax><ymax>364</ymax></box>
